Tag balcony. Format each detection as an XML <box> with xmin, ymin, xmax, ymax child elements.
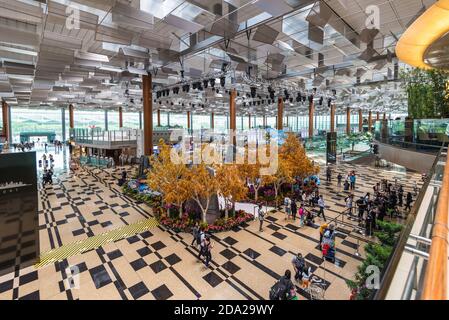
<box><xmin>70</xmin><ymin>128</ymin><xmax>138</xmax><ymax>149</ymax></box>
<box><xmin>375</xmin><ymin>145</ymin><xmax>449</xmax><ymax>299</ymax></box>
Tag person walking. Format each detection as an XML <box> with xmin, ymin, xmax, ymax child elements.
<box><xmin>191</xmin><ymin>222</ymin><xmax>199</xmax><ymax>246</ymax></box>
<box><xmin>298</xmin><ymin>203</ymin><xmax>305</xmax><ymax>227</ymax></box>
<box><xmin>291</xmin><ymin>199</ymin><xmax>297</xmax><ymax>220</ymax></box>
<box><xmin>197</xmin><ymin>228</ymin><xmax>206</xmax><ymax>261</ymax></box>
<box><xmin>317</xmin><ymin>195</ymin><xmax>326</xmax><ymax>221</ymax></box>
<box><xmin>203</xmin><ymin>235</ymin><xmax>213</xmax><ymax>268</ymax></box>
<box><xmin>292</xmin><ymin>253</ymin><xmax>305</xmax><ymax>282</ymax></box>
<box><xmin>269</xmin><ymin>270</ymin><xmax>295</xmax><ymax>300</ymax></box>
<box><xmin>258</xmin><ymin>204</ymin><xmax>265</xmax><ymax>232</ymax></box>
<box><xmin>326</xmin><ymin>166</ymin><xmax>332</xmax><ymax>182</ymax></box>
<box><xmin>337</xmin><ymin>173</ymin><xmax>342</xmax><ymax>187</ymax></box>
<box><xmin>319</xmin><ymin>223</ymin><xmax>329</xmax><ymax>248</ymax></box>
<box><xmin>405</xmin><ymin>192</ymin><xmax>413</xmax><ymax>211</ymax></box>
<box><xmin>398</xmin><ymin>186</ymin><xmax>404</xmax><ymax>207</ymax></box>
<box><xmin>349</xmin><ymin>172</ymin><xmax>356</xmax><ymax>190</ymax></box>
<box><xmin>284</xmin><ymin>196</ymin><xmax>291</xmax><ymax>220</ymax></box>
<box><xmin>345</xmin><ymin>194</ymin><xmax>354</xmax><ymax>217</ymax></box>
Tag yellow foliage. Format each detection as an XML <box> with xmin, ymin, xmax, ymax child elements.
<box><xmin>147</xmin><ymin>140</ymin><xmax>189</xmax><ymax>217</ymax></box>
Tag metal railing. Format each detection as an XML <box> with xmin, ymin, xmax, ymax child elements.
<box><xmin>422</xmin><ymin>147</ymin><xmax>449</xmax><ymax>299</ymax></box>
<box><xmin>70</xmin><ymin>128</ymin><xmax>138</xmax><ymax>144</ymax></box>
<box><xmin>374</xmin><ymin>144</ymin><xmax>448</xmax><ymax>300</ymax></box>
<box><xmin>381</xmin><ymin>137</ymin><xmax>444</xmax><ymax>153</ymax></box>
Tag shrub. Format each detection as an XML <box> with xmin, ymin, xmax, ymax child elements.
<box><xmin>346</xmin><ymin>220</ymin><xmax>403</xmax><ymax>300</ymax></box>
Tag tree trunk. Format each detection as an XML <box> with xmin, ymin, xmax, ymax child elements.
<box><xmin>202</xmin><ymin>209</ymin><xmax>207</xmax><ymax>223</ymax></box>
<box><xmin>274</xmin><ymin>184</ymin><xmax>278</xmax><ymax>208</ymax></box>
<box><xmin>178</xmin><ymin>202</ymin><xmax>183</xmax><ymax>219</ymax></box>
<box><xmin>225</xmin><ymin>207</ymin><xmax>229</xmax><ymax>220</ymax></box>
<box><xmin>254</xmin><ymin>186</ymin><xmax>259</xmax><ymax>201</ymax></box>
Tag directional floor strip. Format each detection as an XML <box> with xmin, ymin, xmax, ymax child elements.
<box><xmin>35</xmin><ymin>218</ymin><xmax>159</xmax><ymax>269</ymax></box>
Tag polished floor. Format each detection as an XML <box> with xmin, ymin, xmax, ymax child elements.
<box><xmin>0</xmin><ymin>149</ymin><xmax>423</xmax><ymax>300</ymax></box>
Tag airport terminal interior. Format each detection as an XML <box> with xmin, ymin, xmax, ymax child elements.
<box><xmin>0</xmin><ymin>0</ymin><xmax>448</xmax><ymax>301</ymax></box>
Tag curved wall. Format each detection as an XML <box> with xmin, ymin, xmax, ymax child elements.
<box><xmin>376</xmin><ymin>141</ymin><xmax>437</xmax><ymax>173</ymax></box>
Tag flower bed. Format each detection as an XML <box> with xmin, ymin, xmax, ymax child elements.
<box><xmin>158</xmin><ymin>210</ymin><xmax>253</xmax><ymax>233</ymax></box>
<box><xmin>122</xmin><ymin>179</ymin><xmax>162</xmax><ymax>207</ymax></box>
<box><xmin>123</xmin><ymin>180</ymin><xmax>253</xmax><ymax>233</ymax></box>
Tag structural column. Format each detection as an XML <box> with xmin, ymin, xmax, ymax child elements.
<box><xmin>383</xmin><ymin>113</ymin><xmax>386</xmax><ymax>120</ymax></box>
<box><xmin>69</xmin><ymin>104</ymin><xmax>74</xmax><ymax>129</ymax></box>
<box><xmin>2</xmin><ymin>100</ymin><xmax>10</xmax><ymax>141</ymax></box>
<box><xmin>142</xmin><ymin>74</ymin><xmax>153</xmax><ymax>155</ymax></box>
<box><xmin>157</xmin><ymin>109</ymin><xmax>161</xmax><ymax>127</ymax></box>
<box><xmin>358</xmin><ymin>109</ymin><xmax>363</xmax><ymax>132</ymax></box>
<box><xmin>368</xmin><ymin>111</ymin><xmax>372</xmax><ymax>132</ymax></box>
<box><xmin>211</xmin><ymin>112</ymin><xmax>214</xmax><ymax>129</ymax></box>
<box><xmin>61</xmin><ymin>107</ymin><xmax>66</xmax><ymax>142</ymax></box>
<box><xmin>346</xmin><ymin>107</ymin><xmax>351</xmax><ymax>135</ymax></box>
<box><xmin>229</xmin><ymin>90</ymin><xmax>236</xmax><ymax>147</ymax></box>
<box><xmin>248</xmin><ymin>114</ymin><xmax>251</xmax><ymax>129</ymax></box>
<box><xmin>376</xmin><ymin>112</ymin><xmax>380</xmax><ymax>121</ymax></box>
<box><xmin>308</xmin><ymin>98</ymin><xmax>314</xmax><ymax>138</ymax></box>
<box><xmin>118</xmin><ymin>106</ymin><xmax>123</xmax><ymax>128</ymax></box>
<box><xmin>330</xmin><ymin>103</ymin><xmax>336</xmax><ymax>132</ymax></box>
<box><xmin>277</xmin><ymin>97</ymin><xmax>284</xmax><ymax>130</ymax></box>
<box><xmin>139</xmin><ymin>111</ymin><xmax>142</xmax><ymax>129</ymax></box>
<box><xmin>187</xmin><ymin>111</ymin><xmax>191</xmax><ymax>130</ymax></box>
<box><xmin>104</xmin><ymin>109</ymin><xmax>109</xmax><ymax>131</ymax></box>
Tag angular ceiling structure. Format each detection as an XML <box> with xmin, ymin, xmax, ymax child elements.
<box><xmin>0</xmin><ymin>0</ymin><xmax>438</xmax><ymax>116</ymax></box>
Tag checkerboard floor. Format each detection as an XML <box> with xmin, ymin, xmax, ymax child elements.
<box><xmin>0</xmin><ymin>152</ymin><xmax>423</xmax><ymax>300</ymax></box>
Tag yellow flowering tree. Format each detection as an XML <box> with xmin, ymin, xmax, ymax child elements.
<box><xmin>147</xmin><ymin>140</ymin><xmax>190</xmax><ymax>218</ymax></box>
<box><xmin>215</xmin><ymin>164</ymin><xmax>247</xmax><ymax>219</ymax></box>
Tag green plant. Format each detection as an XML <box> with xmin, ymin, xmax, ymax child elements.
<box><xmin>346</xmin><ymin>220</ymin><xmax>403</xmax><ymax>300</ymax></box>
<box><xmin>400</xmin><ymin>67</ymin><xmax>449</xmax><ymax>118</ymax></box>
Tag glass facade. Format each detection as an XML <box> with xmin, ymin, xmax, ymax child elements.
<box><xmin>123</xmin><ymin>112</ymin><xmax>140</xmax><ymax>129</ymax></box>
<box><xmin>192</xmin><ymin>114</ymin><xmax>210</xmax><ymax>130</ymax></box>
<box><xmin>107</xmin><ymin>111</ymin><xmax>120</xmax><ymax>131</ymax></box>
<box><xmin>74</xmin><ymin>110</ymin><xmax>105</xmax><ymax>130</ymax></box>
<box><xmin>6</xmin><ymin>108</ymin><xmax>410</xmax><ymax>144</ymax></box>
<box><xmin>10</xmin><ymin>108</ymin><xmax>64</xmax><ymax>143</ymax></box>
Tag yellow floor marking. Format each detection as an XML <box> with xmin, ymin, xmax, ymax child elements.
<box><xmin>35</xmin><ymin>218</ymin><xmax>159</xmax><ymax>268</ymax></box>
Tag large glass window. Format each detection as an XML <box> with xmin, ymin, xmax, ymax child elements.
<box><xmin>74</xmin><ymin>110</ymin><xmax>105</xmax><ymax>130</ymax></box>
<box><xmin>107</xmin><ymin>111</ymin><xmax>119</xmax><ymax>131</ymax></box>
<box><xmin>123</xmin><ymin>112</ymin><xmax>140</xmax><ymax>129</ymax></box>
<box><xmin>266</xmin><ymin>116</ymin><xmax>276</xmax><ymax>129</ymax></box>
<box><xmin>192</xmin><ymin>114</ymin><xmax>210</xmax><ymax>129</ymax></box>
<box><xmin>10</xmin><ymin>107</ymin><xmax>64</xmax><ymax>143</ymax></box>
<box><xmin>214</xmin><ymin>115</ymin><xmax>228</xmax><ymax>133</ymax></box>
<box><xmin>170</xmin><ymin>113</ymin><xmax>187</xmax><ymax>128</ymax></box>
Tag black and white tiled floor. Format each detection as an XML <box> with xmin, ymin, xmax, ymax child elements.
<box><xmin>0</xmin><ymin>152</ymin><xmax>423</xmax><ymax>300</ymax></box>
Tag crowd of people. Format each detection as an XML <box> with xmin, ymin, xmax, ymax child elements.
<box><xmin>264</xmin><ymin>165</ymin><xmax>418</xmax><ymax>299</ymax></box>
<box><xmin>40</xmin><ymin>153</ymin><xmax>55</xmax><ymax>186</ymax></box>
<box><xmin>12</xmin><ymin>142</ymin><xmax>35</xmax><ymax>152</ymax></box>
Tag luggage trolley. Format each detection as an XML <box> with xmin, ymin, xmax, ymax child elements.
<box><xmin>307</xmin><ymin>277</ymin><xmax>326</xmax><ymax>300</ymax></box>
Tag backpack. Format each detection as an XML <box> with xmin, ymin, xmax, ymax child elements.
<box><xmin>294</xmin><ymin>256</ymin><xmax>305</xmax><ymax>271</ymax></box>
<box><xmin>269</xmin><ymin>279</ymin><xmax>287</xmax><ymax>300</ymax></box>
<box><xmin>196</xmin><ymin>231</ymin><xmax>203</xmax><ymax>245</ymax></box>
